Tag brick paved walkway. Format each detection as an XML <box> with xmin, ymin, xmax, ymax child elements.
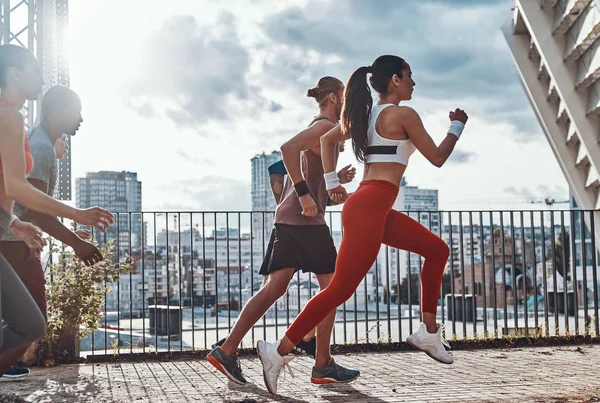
<box><xmin>2</xmin><ymin>346</ymin><xmax>600</xmax><ymax>402</ymax></box>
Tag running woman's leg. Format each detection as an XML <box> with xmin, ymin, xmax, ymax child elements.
<box><xmin>0</xmin><ymin>253</ymin><xmax>46</xmax><ymax>355</ymax></box>
<box><xmin>380</xmin><ymin>210</ymin><xmax>453</xmax><ymax>364</ymax></box>
<box><xmin>0</xmin><ymin>242</ymin><xmax>46</xmax><ymax>375</ymax></box>
<box><xmin>381</xmin><ymin>210</ymin><xmax>449</xmax><ymax>331</ymax></box>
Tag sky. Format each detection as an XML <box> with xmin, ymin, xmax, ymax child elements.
<box><xmin>65</xmin><ymin>0</ymin><xmax>569</xmax><ymax>212</ymax></box>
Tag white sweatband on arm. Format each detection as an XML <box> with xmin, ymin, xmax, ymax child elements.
<box><xmin>447</xmin><ymin>121</ymin><xmax>465</xmax><ymax>139</ymax></box>
<box><xmin>324</xmin><ymin>171</ymin><xmax>341</xmax><ymax>191</ymax></box>
<box><xmin>9</xmin><ymin>214</ymin><xmax>18</xmax><ymax>227</ymax></box>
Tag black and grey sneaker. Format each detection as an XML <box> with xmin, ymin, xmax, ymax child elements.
<box><xmin>293</xmin><ymin>337</ymin><xmax>316</xmax><ymax>359</ymax></box>
<box><xmin>2</xmin><ymin>365</ymin><xmax>30</xmax><ymax>378</ymax></box>
<box><xmin>207</xmin><ymin>347</ymin><xmax>247</xmax><ymax>385</ymax></box>
<box><xmin>211</xmin><ymin>338</ymin><xmax>226</xmax><ymax>350</ymax></box>
<box><xmin>311</xmin><ymin>358</ymin><xmax>360</xmax><ymax>384</ymax></box>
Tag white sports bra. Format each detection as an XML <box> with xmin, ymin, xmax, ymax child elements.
<box><xmin>366</xmin><ymin>103</ymin><xmax>416</xmax><ymax>166</ymax></box>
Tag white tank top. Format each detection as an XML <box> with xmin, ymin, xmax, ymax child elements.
<box><xmin>365</xmin><ymin>103</ymin><xmax>416</xmax><ymax>165</ymax></box>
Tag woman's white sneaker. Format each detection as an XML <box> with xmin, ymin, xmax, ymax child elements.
<box><xmin>256</xmin><ymin>340</ymin><xmax>295</xmax><ymax>395</ymax></box>
<box><xmin>406</xmin><ymin>322</ymin><xmax>454</xmax><ymax>364</ymax></box>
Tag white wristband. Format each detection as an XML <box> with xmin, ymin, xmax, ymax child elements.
<box><xmin>324</xmin><ymin>171</ymin><xmax>341</xmax><ymax>191</ymax></box>
<box><xmin>9</xmin><ymin>214</ymin><xmax>18</xmax><ymax>227</ymax></box>
<box><xmin>448</xmin><ymin>120</ymin><xmax>465</xmax><ymax>139</ymax></box>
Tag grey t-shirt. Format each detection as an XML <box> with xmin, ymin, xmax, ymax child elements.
<box><xmin>3</xmin><ymin>125</ymin><xmax>58</xmax><ymax>242</ymax></box>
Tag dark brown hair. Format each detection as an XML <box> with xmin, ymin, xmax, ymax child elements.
<box><xmin>306</xmin><ymin>76</ymin><xmax>344</xmax><ymax>106</ymax></box>
<box><xmin>341</xmin><ymin>55</ymin><xmax>407</xmax><ymax>163</ymax></box>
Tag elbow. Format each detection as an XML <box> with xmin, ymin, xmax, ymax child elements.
<box><xmin>320</xmin><ymin>133</ymin><xmax>333</xmax><ymax>147</ymax></box>
<box><xmin>429</xmin><ymin>156</ymin><xmax>445</xmax><ymax>168</ymax></box>
<box><xmin>280</xmin><ymin>141</ymin><xmax>294</xmax><ymax>156</ymax></box>
<box><xmin>431</xmin><ymin>151</ymin><xmax>448</xmax><ymax>168</ymax></box>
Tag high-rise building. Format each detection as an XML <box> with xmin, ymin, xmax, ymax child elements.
<box><xmin>387</xmin><ymin>178</ymin><xmax>440</xmax><ymax>283</ymax></box>
<box><xmin>76</xmin><ymin>171</ymin><xmax>144</xmax><ymax>252</ymax></box>
<box><xmin>251</xmin><ymin>151</ymin><xmax>282</xmax><ymax>240</ymax></box>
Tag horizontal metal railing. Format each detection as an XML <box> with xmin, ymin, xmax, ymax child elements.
<box><xmin>52</xmin><ymin>209</ymin><xmax>600</xmax><ymax>356</ymax></box>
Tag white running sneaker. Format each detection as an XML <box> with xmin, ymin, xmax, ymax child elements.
<box><xmin>257</xmin><ymin>340</ymin><xmax>295</xmax><ymax>394</ymax></box>
<box><xmin>406</xmin><ymin>322</ymin><xmax>454</xmax><ymax>364</ymax></box>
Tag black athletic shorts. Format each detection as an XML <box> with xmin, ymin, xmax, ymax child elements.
<box><xmin>258</xmin><ymin>224</ymin><xmax>336</xmax><ymax>276</ymax></box>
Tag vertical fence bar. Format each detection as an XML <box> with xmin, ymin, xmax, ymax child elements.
<box><xmin>418</xmin><ymin>212</ymin><xmax>424</xmax><ymax>325</ymax></box>
<box><xmin>296</xmin><ymin>269</ymin><xmax>301</xmax><ymax>341</ymax></box>
<box><xmin>262</xmin><ymin>212</ymin><xmax>267</xmax><ymax>341</ymax></box>
<box><xmin>166</xmin><ymin>213</ymin><xmax>171</xmax><ymax>352</ymax></box>
<box><xmin>550</xmin><ymin>212</ymin><xmax>559</xmax><ymax>335</ymax></box>
<box><xmin>509</xmin><ymin>212</ymin><xmax>518</xmax><ymax>334</ymax></box>
<box><xmin>540</xmin><ymin>212</ymin><xmax>549</xmax><ymax>336</ymax></box>
<box><xmin>226</xmin><ymin>214</ymin><xmax>232</xmax><ymax>335</ymax></box>
<box><xmin>385</xmin><ymin>245</ymin><xmax>391</xmax><ymax>342</ymax></box>
<box><xmin>458</xmin><ymin>212</ymin><xmax>467</xmax><ymax>338</ymax></box>
<box><xmin>407</xmin><ymin>243</ymin><xmax>413</xmax><ymax>336</ymax></box>
<box><xmin>88</xmin><ymin>224</ymin><xmax>95</xmax><ymax>355</ymax></box>
<box><xmin>214</xmin><ymin>213</ymin><xmax>219</xmax><ymax>344</ymax></box>
<box><xmin>238</xmin><ymin>213</ymin><xmax>243</xmax><ymax>340</ymax></box>
<box><xmin>141</xmin><ymin>213</ymin><xmax>146</xmax><ymax>353</ymax></box>
<box><xmin>571</xmin><ymin>212</ymin><xmax>579</xmax><ymax>335</ymax></box>
<box><xmin>500</xmin><ymin>213</ymin><xmax>509</xmax><ymax>336</ymax></box>
<box><xmin>178</xmin><ymin>213</ymin><xmax>183</xmax><ymax>351</ymax></box>
<box><xmin>364</xmin><ymin>245</ymin><xmax>370</xmax><ymax>342</ymax></box>
<box><xmin>559</xmin><ymin>212</ymin><xmax>567</xmax><ymax>336</ymax></box>
<box><xmin>589</xmin><ymin>211</ymin><xmax>599</xmax><ymax>336</ymax></box>
<box><xmin>354</xmin><ymin>216</ymin><xmax>359</xmax><ymax>343</ymax></box>
<box><xmin>202</xmin><ymin>213</ymin><xmax>207</xmax><ymax>350</ymax></box>
<box><xmin>129</xmin><ymin>213</ymin><xmax>133</xmax><ymax>353</ymax></box>
<box><xmin>116</xmin><ymin>214</ymin><xmax>121</xmax><ymax>351</ymax></box>
<box><xmin>190</xmin><ymin>213</ymin><xmax>195</xmax><ymax>350</ymax></box>
<box><xmin>490</xmin><ymin>212</ymin><xmax>498</xmax><ymax>336</ymax></box>
<box><xmin>375</xmin><ymin>257</ymin><xmax>381</xmax><ymax>342</ymax></box>
<box><xmin>439</xmin><ymin>212</ymin><xmax>445</xmax><ymax>338</ymax></box>
<box><xmin>250</xmin><ymin>213</ymin><xmax>255</xmax><ymax>346</ymax></box>
<box><xmin>153</xmin><ymin>214</ymin><xmax>158</xmax><ymax>351</ymax></box>
<box><xmin>581</xmin><ymin>210</ymin><xmax>589</xmax><ymax>335</ymax></box>
<box><xmin>396</xmin><ymin>247</ymin><xmax>402</xmax><ymax>341</ymax></box>
<box><xmin>480</xmin><ymin>211</ymin><xmax>488</xmax><ymax>336</ymax></box>
<box><xmin>103</xmin><ymin>230</ymin><xmax>108</xmax><ymax>353</ymax></box>
<box><xmin>520</xmin><ymin>211</ymin><xmax>528</xmax><ymax>336</ymax></box>
<box><xmin>469</xmin><ymin>212</ymin><xmax>477</xmax><ymax>336</ymax></box>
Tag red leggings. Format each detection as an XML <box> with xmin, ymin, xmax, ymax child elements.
<box><xmin>286</xmin><ymin>180</ymin><xmax>449</xmax><ymax>345</ymax></box>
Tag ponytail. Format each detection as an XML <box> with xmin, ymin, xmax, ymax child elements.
<box><xmin>341</xmin><ymin>66</ymin><xmax>373</xmax><ymax>164</ymax></box>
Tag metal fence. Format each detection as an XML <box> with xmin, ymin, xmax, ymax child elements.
<box><xmin>56</xmin><ymin>209</ymin><xmax>600</xmax><ymax>356</ymax></box>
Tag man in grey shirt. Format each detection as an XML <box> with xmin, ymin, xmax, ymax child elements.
<box><xmin>0</xmin><ymin>86</ymin><xmax>104</xmax><ymax>378</ymax></box>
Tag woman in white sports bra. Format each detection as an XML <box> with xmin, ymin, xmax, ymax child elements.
<box><xmin>256</xmin><ymin>55</ymin><xmax>469</xmax><ymax>395</ymax></box>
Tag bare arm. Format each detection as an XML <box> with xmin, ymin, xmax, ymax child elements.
<box><xmin>280</xmin><ymin>121</ymin><xmax>335</xmax><ymax>186</ymax></box>
<box><xmin>0</xmin><ymin>111</ymin><xmax>77</xmax><ymax>219</ymax></box>
<box><xmin>320</xmin><ymin>125</ymin><xmax>349</xmax><ymax>174</ymax></box>
<box><xmin>269</xmin><ymin>174</ymin><xmax>284</xmax><ymax>204</ymax></box>
<box><xmin>267</xmin><ymin>160</ymin><xmax>287</xmax><ymax>204</ymax></box>
<box><xmin>26</xmin><ymin>178</ymin><xmax>83</xmax><ymax>247</ymax></box>
<box><xmin>402</xmin><ymin>107</ymin><xmax>458</xmax><ymax>168</ymax></box>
